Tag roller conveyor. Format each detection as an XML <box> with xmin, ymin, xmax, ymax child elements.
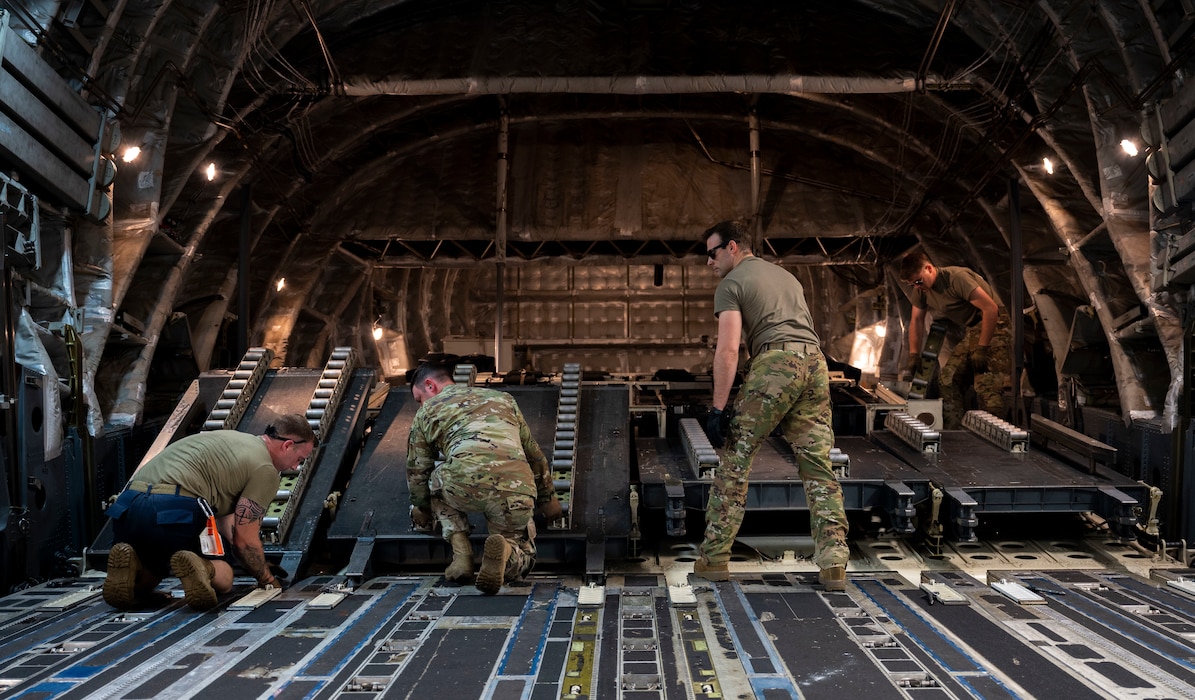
<box><xmin>550</xmin><ymin>363</ymin><xmax>583</xmax><ymax>527</ymax></box>
<box><xmin>885</xmin><ymin>409</ymin><xmax>942</xmax><ymax>453</ymax></box>
<box><xmin>134</xmin><ymin>348</ymin><xmax>273</xmax><ymax>470</ymax></box>
<box><xmin>963</xmin><ymin>409</ymin><xmax>1030</xmax><ymax>452</ymax></box>
<box><xmin>202</xmin><ymin>347</ymin><xmax>273</xmax><ymax>432</ymax></box>
<box><xmin>678</xmin><ymin>417</ymin><xmax>719</xmax><ymax>479</ymax></box>
<box><xmin>258</xmin><ymin>347</ymin><xmax>359</xmax><ymax>547</ymax></box>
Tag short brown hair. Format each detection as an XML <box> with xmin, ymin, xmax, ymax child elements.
<box><xmin>266</xmin><ymin>414</ymin><xmax>317</xmax><ymax>444</ymax></box>
<box><xmin>702</xmin><ymin>219</ymin><xmax>751</xmax><ymax>251</ymax></box>
<box><xmin>410</xmin><ymin>362</ymin><xmax>453</xmax><ymax>393</ymax></box>
<box><xmin>898</xmin><ymin>251</ymin><xmax>931</xmax><ymax>280</ymax></box>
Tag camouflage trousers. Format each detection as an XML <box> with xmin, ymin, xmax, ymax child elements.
<box><xmin>700</xmin><ymin>350</ymin><xmax>850</xmax><ymax>570</ymax></box>
<box><xmin>431</xmin><ymin>470</ymin><xmax>537</xmax><ymax>582</ymax></box>
<box><xmin>940</xmin><ymin>314</ymin><xmax>1012</xmax><ymax>429</ymax></box>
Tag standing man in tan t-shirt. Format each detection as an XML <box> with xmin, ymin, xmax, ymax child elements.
<box><xmin>102</xmin><ymin>414</ymin><xmax>316</xmax><ymax>611</ymax></box>
<box><xmin>696</xmin><ymin>220</ymin><xmax>850</xmax><ymax>590</ymax></box>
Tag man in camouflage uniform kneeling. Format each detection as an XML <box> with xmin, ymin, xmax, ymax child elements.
<box><xmin>698</xmin><ymin>220</ymin><xmax>851</xmax><ymax>590</ymax></box>
<box><xmin>406</xmin><ymin>362</ymin><xmax>562</xmax><ymax>594</ymax></box>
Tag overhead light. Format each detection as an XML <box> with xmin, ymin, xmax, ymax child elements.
<box><xmin>1042</xmin><ymin>157</ymin><xmax>1055</xmax><ymax>174</ymax></box>
<box><xmin>373</xmin><ymin>326</ymin><xmax>384</xmax><ymax>340</ymax></box>
<box><xmin>275</xmin><ymin>277</ymin><xmax>286</xmax><ymax>291</ymax></box>
<box><xmin>121</xmin><ymin>146</ymin><xmax>141</xmax><ymax>163</ymax></box>
<box><xmin>1120</xmin><ymin>139</ymin><xmax>1138</xmax><ymax>157</ymax></box>
<box><xmin>875</xmin><ymin>322</ymin><xmax>887</xmax><ymax>338</ymax></box>
<box><xmin>205</xmin><ymin>162</ymin><xmax>217</xmax><ymax>181</ymax></box>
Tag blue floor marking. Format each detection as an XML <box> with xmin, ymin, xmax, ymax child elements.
<box><xmin>855</xmin><ymin>579</ymin><xmax>1016</xmax><ymax>700</ymax></box>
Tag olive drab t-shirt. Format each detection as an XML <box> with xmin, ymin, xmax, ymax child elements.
<box><xmin>406</xmin><ymin>383</ymin><xmax>554</xmax><ymax>510</ymax></box>
<box><xmin>134</xmin><ymin>430</ymin><xmax>280</xmax><ymax>516</ymax></box>
<box><xmin>713</xmin><ymin>255</ymin><xmax>821</xmax><ymax>357</ymax></box>
<box><xmin>906</xmin><ymin>266</ymin><xmax>998</xmax><ymax>329</ymax></box>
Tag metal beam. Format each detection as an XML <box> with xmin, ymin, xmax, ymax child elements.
<box><xmin>495</xmin><ymin>106</ymin><xmax>509</xmax><ymax>371</ymax></box>
<box><xmin>369</xmin><ymin>253</ymin><xmax>874</xmax><ymax>268</ymax></box>
<box><xmin>341</xmin><ymin>73</ymin><xmax>958</xmax><ymax>97</ymax></box>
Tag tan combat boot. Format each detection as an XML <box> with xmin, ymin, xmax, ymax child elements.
<box><xmin>476</xmin><ymin>534</ymin><xmax>512</xmax><ymax>595</ymax></box>
<box><xmin>170</xmin><ymin>551</ymin><xmax>219</xmax><ymax>611</ymax></box>
<box><xmin>818</xmin><ymin>566</ymin><xmax>847</xmax><ymax>592</ymax></box>
<box><xmin>103</xmin><ymin>542</ymin><xmax>143</xmax><ymax>610</ymax></box>
<box><xmin>692</xmin><ymin>555</ymin><xmax>730</xmax><ymax>582</ymax></box>
<box><xmin>444</xmin><ymin>532</ymin><xmax>475</xmax><ymax>584</ymax></box>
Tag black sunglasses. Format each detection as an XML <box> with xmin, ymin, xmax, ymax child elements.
<box><xmin>264</xmin><ymin>424</ymin><xmax>317</xmax><ymax>446</ymax></box>
<box><xmin>706</xmin><ymin>240</ymin><xmax>730</xmax><ymax>259</ymax></box>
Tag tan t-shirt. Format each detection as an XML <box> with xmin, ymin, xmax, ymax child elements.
<box><xmin>713</xmin><ymin>256</ymin><xmax>820</xmax><ymax>357</ymax></box>
<box><xmin>907</xmin><ymin>266</ymin><xmax>997</xmax><ymax>329</ymax></box>
<box><xmin>135</xmin><ymin>430</ymin><xmax>279</xmax><ymax>516</ymax></box>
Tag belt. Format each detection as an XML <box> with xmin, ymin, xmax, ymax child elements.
<box><xmin>761</xmin><ymin>341</ymin><xmax>820</xmax><ymax>354</ymax></box>
<box><xmin>127</xmin><ymin>479</ymin><xmax>200</xmax><ymax>499</ymax></box>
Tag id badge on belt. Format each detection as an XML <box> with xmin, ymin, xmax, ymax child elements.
<box><xmin>197</xmin><ymin>498</ymin><xmax>225</xmax><ymax>556</ymax></box>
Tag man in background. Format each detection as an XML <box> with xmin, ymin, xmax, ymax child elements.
<box><xmin>898</xmin><ymin>251</ymin><xmax>1011</xmax><ymax>428</ymax></box>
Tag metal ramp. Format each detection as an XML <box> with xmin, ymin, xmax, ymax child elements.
<box><xmin>870</xmin><ymin>428</ymin><xmax>1149</xmax><ymax>543</ymax></box>
<box><xmin>86</xmin><ymin>348</ymin><xmax>375</xmax><ymax>581</ymax></box>
<box><xmin>329</xmin><ymin>381</ymin><xmax>633</xmax><ymax>578</ymax></box>
<box><xmin>641</xmin><ymin>416</ymin><xmax>1151</xmax><ymax>548</ymax></box>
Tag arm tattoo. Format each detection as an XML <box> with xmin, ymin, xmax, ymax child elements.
<box><xmin>234</xmin><ymin>498</ymin><xmax>265</xmax><ymax>525</ymax></box>
<box><xmin>239</xmin><ymin>546</ymin><xmax>269</xmax><ymax>582</ymax></box>
<box><xmin>232</xmin><ymin>496</ymin><xmax>271</xmax><ymax>582</ymax></box>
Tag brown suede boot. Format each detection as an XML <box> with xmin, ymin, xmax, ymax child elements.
<box><xmin>476</xmin><ymin>534</ymin><xmax>511</xmax><ymax>595</ymax></box>
<box><xmin>818</xmin><ymin>566</ymin><xmax>847</xmax><ymax>592</ymax></box>
<box><xmin>444</xmin><ymin>532</ymin><xmax>475</xmax><ymax>584</ymax></box>
<box><xmin>103</xmin><ymin>542</ymin><xmax>143</xmax><ymax>610</ymax></box>
<box><xmin>170</xmin><ymin>551</ymin><xmax>219</xmax><ymax>611</ymax></box>
<box><xmin>692</xmin><ymin>556</ymin><xmax>730</xmax><ymax>582</ymax></box>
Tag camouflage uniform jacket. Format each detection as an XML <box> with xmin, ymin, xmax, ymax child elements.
<box><xmin>406</xmin><ymin>383</ymin><xmax>553</xmax><ymax>510</ymax></box>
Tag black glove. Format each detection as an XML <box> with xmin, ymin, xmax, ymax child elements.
<box><xmin>410</xmin><ymin>505</ymin><xmax>433</xmax><ymax>529</ymax></box>
<box><xmin>971</xmin><ymin>345</ymin><xmax>990</xmax><ymax>374</ymax></box>
<box><xmin>903</xmin><ymin>354</ymin><xmax>920</xmax><ymax>379</ymax></box>
<box><xmin>538</xmin><ymin>497</ymin><xmax>563</xmax><ymax>521</ymax></box>
<box><xmin>706</xmin><ymin>408</ymin><xmax>732</xmax><ymax>448</ymax></box>
<box><xmin>264</xmin><ymin>573</ymin><xmax>289</xmax><ymax>590</ymax></box>
<box><xmin>264</xmin><ymin>563</ymin><xmax>290</xmax><ymax>589</ymax></box>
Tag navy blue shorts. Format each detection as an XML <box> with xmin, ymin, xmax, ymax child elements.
<box><xmin>106</xmin><ymin>490</ymin><xmax>228</xmax><ymax>578</ymax></box>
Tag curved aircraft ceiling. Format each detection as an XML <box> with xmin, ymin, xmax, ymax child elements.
<box><xmin>0</xmin><ymin>0</ymin><xmax>1189</xmax><ymax>432</ymax></box>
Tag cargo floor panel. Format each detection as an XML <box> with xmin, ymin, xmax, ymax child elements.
<box><xmin>5</xmin><ymin>568</ymin><xmax>1195</xmax><ymax>698</ymax></box>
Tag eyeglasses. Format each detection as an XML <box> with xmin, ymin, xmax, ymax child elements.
<box><xmin>706</xmin><ymin>240</ymin><xmax>730</xmax><ymax>259</ymax></box>
<box><xmin>904</xmin><ymin>276</ymin><xmax>925</xmax><ymax>287</ymax></box>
